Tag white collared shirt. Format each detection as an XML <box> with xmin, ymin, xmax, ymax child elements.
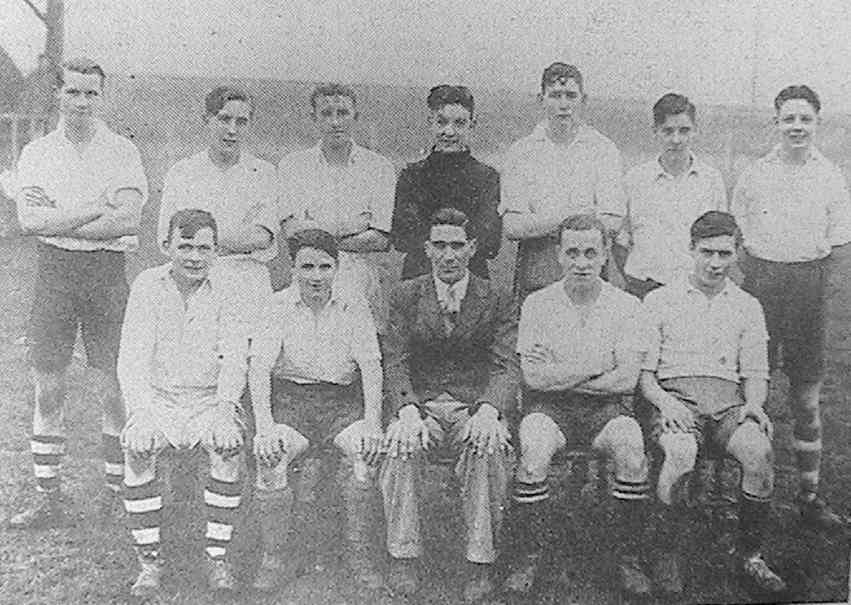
<box><xmin>732</xmin><ymin>145</ymin><xmax>851</xmax><ymax>262</ymax></box>
<box><xmin>499</xmin><ymin>122</ymin><xmax>626</xmax><ymax>220</ymax></box>
<box><xmin>642</xmin><ymin>276</ymin><xmax>768</xmax><ymax>383</ymax></box>
<box><xmin>623</xmin><ymin>154</ymin><xmax>727</xmax><ymax>283</ymax></box>
<box><xmin>15</xmin><ymin>118</ymin><xmax>149</xmax><ymax>251</ymax></box>
<box><xmin>253</xmin><ymin>285</ymin><xmax>380</xmax><ymax>386</ymax></box>
<box><xmin>158</xmin><ymin>150</ymin><xmax>279</xmax><ymax>263</ymax></box>
<box><xmin>278</xmin><ymin>141</ymin><xmax>396</xmax><ymax>233</ymax></box>
<box><xmin>434</xmin><ymin>272</ymin><xmax>470</xmax><ymax>313</ymax></box>
<box><xmin>116</xmin><ymin>263</ymin><xmax>248</xmax><ymax>413</ymax></box>
<box><xmin>517</xmin><ymin>279</ymin><xmax>647</xmax><ymax>377</ymax></box>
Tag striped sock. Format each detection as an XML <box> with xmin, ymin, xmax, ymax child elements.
<box><xmin>612</xmin><ymin>477</ymin><xmax>650</xmax><ymax>501</ymax></box>
<box><xmin>31</xmin><ymin>435</ymin><xmax>66</xmax><ymax>493</ymax></box>
<box><xmin>739</xmin><ymin>491</ymin><xmax>770</xmax><ymax>555</ymax></box>
<box><xmin>124</xmin><ymin>479</ymin><xmax>162</xmax><ymax>559</ymax></box>
<box><xmin>102</xmin><ymin>433</ymin><xmax>124</xmax><ymax>494</ymax></box>
<box><xmin>204</xmin><ymin>476</ymin><xmax>242</xmax><ymax>560</ymax></box>
<box><xmin>512</xmin><ymin>479</ymin><xmax>549</xmax><ymax>504</ymax></box>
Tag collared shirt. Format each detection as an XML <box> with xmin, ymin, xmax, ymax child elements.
<box><xmin>499</xmin><ymin>122</ymin><xmax>627</xmax><ymax>220</ymax></box>
<box><xmin>15</xmin><ymin>118</ymin><xmax>148</xmax><ymax>252</ymax></box>
<box><xmin>253</xmin><ymin>285</ymin><xmax>381</xmax><ymax>386</ymax></box>
<box><xmin>731</xmin><ymin>145</ymin><xmax>851</xmax><ymax>262</ymax></box>
<box><xmin>158</xmin><ymin>150</ymin><xmax>279</xmax><ymax>263</ymax></box>
<box><xmin>116</xmin><ymin>263</ymin><xmax>248</xmax><ymax>413</ymax></box>
<box><xmin>278</xmin><ymin>141</ymin><xmax>395</xmax><ymax>233</ymax></box>
<box><xmin>642</xmin><ymin>277</ymin><xmax>768</xmax><ymax>383</ymax></box>
<box><xmin>434</xmin><ymin>272</ymin><xmax>470</xmax><ymax>313</ymax></box>
<box><xmin>517</xmin><ymin>280</ymin><xmax>647</xmax><ymax>377</ymax></box>
<box><xmin>623</xmin><ymin>154</ymin><xmax>727</xmax><ymax>283</ymax></box>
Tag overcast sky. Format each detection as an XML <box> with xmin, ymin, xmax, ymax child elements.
<box><xmin>3</xmin><ymin>0</ymin><xmax>851</xmax><ymax>110</ymax></box>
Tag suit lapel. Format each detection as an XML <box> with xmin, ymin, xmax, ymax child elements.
<box><xmin>417</xmin><ymin>276</ymin><xmax>446</xmax><ymax>337</ymax></box>
<box><xmin>453</xmin><ymin>275</ymin><xmax>489</xmax><ymax>337</ymax></box>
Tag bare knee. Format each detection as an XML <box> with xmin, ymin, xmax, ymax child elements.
<box><xmin>730</xmin><ymin>424</ymin><xmax>774</xmax><ymax>484</ymax></box>
<box><xmin>518</xmin><ymin>413</ymin><xmax>561</xmax><ymax>478</ymax></box>
<box><xmin>659</xmin><ymin>432</ymin><xmax>698</xmax><ymax>471</ymax></box>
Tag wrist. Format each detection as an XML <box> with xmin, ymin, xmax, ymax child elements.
<box><xmin>398</xmin><ymin>403</ymin><xmax>422</xmax><ymax>423</ymax></box>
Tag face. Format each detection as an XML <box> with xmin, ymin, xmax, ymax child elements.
<box><xmin>655</xmin><ymin>112</ymin><xmax>695</xmax><ymax>155</ymax></box>
<box><xmin>775</xmin><ymin>98</ymin><xmax>819</xmax><ymax>151</ymax></box>
<box><xmin>167</xmin><ymin>226</ymin><xmax>216</xmax><ymax>283</ymax></box>
<box><xmin>313</xmin><ymin>95</ymin><xmax>357</xmax><ymax>147</ymax></box>
<box><xmin>424</xmin><ymin>224</ymin><xmax>476</xmax><ymax>284</ymax></box>
<box><xmin>57</xmin><ymin>70</ymin><xmax>103</xmax><ymax>126</ymax></box>
<box><xmin>293</xmin><ymin>246</ymin><xmax>337</xmax><ymax>302</ymax></box>
<box><xmin>690</xmin><ymin>235</ymin><xmax>737</xmax><ymax>290</ymax></box>
<box><xmin>429</xmin><ymin>104</ymin><xmax>474</xmax><ymax>152</ymax></box>
<box><xmin>559</xmin><ymin>228</ymin><xmax>606</xmax><ymax>288</ymax></box>
<box><xmin>206</xmin><ymin>99</ymin><xmax>252</xmax><ymax>159</ymax></box>
<box><xmin>540</xmin><ymin>78</ymin><xmax>584</xmax><ymax>128</ymax></box>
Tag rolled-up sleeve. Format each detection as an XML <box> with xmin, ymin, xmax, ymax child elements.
<box><xmin>117</xmin><ymin>272</ymin><xmax>157</xmax><ymax>416</ymax></box>
<box><xmin>738</xmin><ymin>298</ymin><xmax>769</xmax><ymax>380</ymax></box>
<box><xmin>595</xmin><ymin>142</ymin><xmax>627</xmax><ymax>218</ymax></box>
<box><xmin>640</xmin><ymin>292</ymin><xmax>664</xmax><ymax>372</ymax></box>
<box><xmin>826</xmin><ymin>169</ymin><xmax>851</xmax><ymax>248</ymax></box>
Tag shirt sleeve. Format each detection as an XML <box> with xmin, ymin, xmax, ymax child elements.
<box><xmin>516</xmin><ymin>293</ymin><xmax>544</xmax><ymax>355</ymax></box>
<box><xmin>249</xmin><ymin>300</ymin><xmax>284</xmax><ymax>373</ymax></box>
<box><xmin>615</xmin><ymin>298</ymin><xmax>650</xmax><ymax>361</ymax></box>
<box><xmin>251</xmin><ymin>164</ymin><xmax>281</xmax><ymax>241</ymax></box>
<box><xmin>367</xmin><ymin>157</ymin><xmax>396</xmax><ymax>233</ymax></box>
<box><xmin>710</xmin><ymin>169</ymin><xmax>729</xmax><ymax>212</ymax></box>
<box><xmin>826</xmin><ymin>167</ymin><xmax>851</xmax><ymax>248</ymax></box>
<box><xmin>116</xmin><ymin>272</ymin><xmax>157</xmax><ymax>416</ymax></box>
<box><xmin>113</xmin><ymin>142</ymin><xmax>149</xmax><ymax>208</ymax></box>
<box><xmin>157</xmin><ymin>164</ymin><xmax>181</xmax><ymax>254</ymax></box>
<box><xmin>13</xmin><ymin>143</ymin><xmax>39</xmax><ymax>219</ymax></box>
<box><xmin>277</xmin><ymin>154</ymin><xmax>305</xmax><ymax>223</ymax></box>
<box><xmin>215</xmin><ymin>292</ymin><xmax>250</xmax><ymax>404</ymax></box>
<box><xmin>498</xmin><ymin>143</ymin><xmax>531</xmax><ymax>216</ymax></box>
<box><xmin>730</xmin><ymin>165</ymin><xmax>756</xmax><ymax>246</ymax></box>
<box><xmin>349</xmin><ymin>298</ymin><xmax>382</xmax><ymax>364</ymax></box>
<box><xmin>594</xmin><ymin>141</ymin><xmax>627</xmax><ymax>218</ymax></box>
<box><xmin>738</xmin><ymin>297</ymin><xmax>769</xmax><ymax>380</ymax></box>
<box><xmin>640</xmin><ymin>292</ymin><xmax>664</xmax><ymax>372</ymax></box>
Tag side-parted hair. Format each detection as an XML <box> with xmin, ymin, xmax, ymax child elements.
<box><xmin>774</xmin><ymin>85</ymin><xmax>821</xmax><ymax>114</ymax></box>
<box><xmin>56</xmin><ymin>57</ymin><xmax>106</xmax><ymax>89</ymax></box>
<box><xmin>653</xmin><ymin>93</ymin><xmax>696</xmax><ymax>127</ymax></box>
<box><xmin>540</xmin><ymin>62</ymin><xmax>584</xmax><ymax>95</ymax></box>
<box><xmin>204</xmin><ymin>86</ymin><xmax>254</xmax><ymax>117</ymax></box>
<box><xmin>558</xmin><ymin>214</ymin><xmax>608</xmax><ymax>247</ymax></box>
<box><xmin>690</xmin><ymin>211</ymin><xmax>741</xmax><ymax>246</ymax></box>
<box><xmin>310</xmin><ymin>82</ymin><xmax>358</xmax><ymax>111</ymax></box>
<box><xmin>288</xmin><ymin>228</ymin><xmax>339</xmax><ymax>263</ymax></box>
<box><xmin>166</xmin><ymin>209</ymin><xmax>218</xmax><ymax>245</ymax></box>
<box><xmin>429</xmin><ymin>207</ymin><xmax>475</xmax><ymax>240</ymax></box>
<box><xmin>427</xmin><ymin>85</ymin><xmax>475</xmax><ymax>116</ymax></box>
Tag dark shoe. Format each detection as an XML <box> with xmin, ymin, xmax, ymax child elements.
<box><xmin>387</xmin><ymin>557</ymin><xmax>418</xmax><ymax>597</ymax></box>
<box><xmin>8</xmin><ymin>491</ymin><xmax>69</xmax><ymax>529</ymax></box>
<box><xmin>741</xmin><ymin>552</ymin><xmax>786</xmax><ymax>593</ymax></box>
<box><xmin>652</xmin><ymin>551</ymin><xmax>683</xmax><ymax>596</ymax></box>
<box><xmin>207</xmin><ymin>557</ymin><xmax>236</xmax><ymax>592</ymax></box>
<box><xmin>462</xmin><ymin>563</ymin><xmax>494</xmax><ymax>603</ymax></box>
<box><xmin>617</xmin><ymin>554</ymin><xmax>652</xmax><ymax>597</ymax></box>
<box><xmin>503</xmin><ymin>552</ymin><xmax>542</xmax><ymax>595</ymax></box>
<box><xmin>130</xmin><ymin>555</ymin><xmax>163</xmax><ymax>598</ymax></box>
<box><xmin>799</xmin><ymin>493</ymin><xmax>846</xmax><ymax>530</ymax></box>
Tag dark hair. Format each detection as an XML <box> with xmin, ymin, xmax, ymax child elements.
<box><xmin>540</xmin><ymin>62</ymin><xmax>584</xmax><ymax>95</ymax></box>
<box><xmin>774</xmin><ymin>85</ymin><xmax>821</xmax><ymax>114</ymax></box>
<box><xmin>166</xmin><ymin>209</ymin><xmax>218</xmax><ymax>245</ymax></box>
<box><xmin>428</xmin><ymin>207</ymin><xmax>475</xmax><ymax>240</ymax></box>
<box><xmin>653</xmin><ymin>93</ymin><xmax>696</xmax><ymax>127</ymax></box>
<box><xmin>558</xmin><ymin>213</ymin><xmax>608</xmax><ymax>247</ymax></box>
<box><xmin>310</xmin><ymin>82</ymin><xmax>358</xmax><ymax>111</ymax></box>
<box><xmin>288</xmin><ymin>228</ymin><xmax>339</xmax><ymax>263</ymax></box>
<box><xmin>204</xmin><ymin>86</ymin><xmax>254</xmax><ymax>117</ymax></box>
<box><xmin>690</xmin><ymin>211</ymin><xmax>741</xmax><ymax>246</ymax></box>
<box><xmin>427</xmin><ymin>85</ymin><xmax>474</xmax><ymax>116</ymax></box>
<box><xmin>56</xmin><ymin>57</ymin><xmax>106</xmax><ymax>88</ymax></box>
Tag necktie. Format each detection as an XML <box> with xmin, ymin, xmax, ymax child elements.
<box><xmin>442</xmin><ymin>283</ymin><xmax>459</xmax><ymax>335</ymax></box>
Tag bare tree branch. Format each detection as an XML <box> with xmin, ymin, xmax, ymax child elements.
<box><xmin>21</xmin><ymin>0</ymin><xmax>46</xmax><ymax>23</ymax></box>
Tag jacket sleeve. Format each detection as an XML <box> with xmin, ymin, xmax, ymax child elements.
<box><xmin>475</xmin><ymin>169</ymin><xmax>503</xmax><ymax>261</ymax></box>
<box><xmin>390</xmin><ymin>167</ymin><xmax>422</xmax><ymax>254</ymax></box>
<box><xmin>382</xmin><ymin>283</ymin><xmax>421</xmax><ymax>414</ymax></box>
<box><xmin>478</xmin><ymin>289</ymin><xmax>520</xmax><ymax>415</ymax></box>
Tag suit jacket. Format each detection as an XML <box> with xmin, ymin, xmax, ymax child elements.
<box><xmin>391</xmin><ymin>150</ymin><xmax>502</xmax><ymax>279</ymax></box>
<box><xmin>384</xmin><ymin>273</ymin><xmax>520</xmax><ymax>415</ymax></box>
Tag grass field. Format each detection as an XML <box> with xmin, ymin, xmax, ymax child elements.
<box><xmin>0</xmin><ymin>74</ymin><xmax>850</xmax><ymax>604</ymax></box>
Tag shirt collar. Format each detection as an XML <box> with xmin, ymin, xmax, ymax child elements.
<box><xmin>158</xmin><ymin>262</ymin><xmax>214</xmax><ymax>295</ymax></box>
<box><xmin>434</xmin><ymin>271</ymin><xmax>470</xmax><ymax>305</ymax></box>
<box><xmin>654</xmin><ymin>152</ymin><xmax>701</xmax><ymax>180</ymax></box>
<box><xmin>531</xmin><ymin>120</ymin><xmax>593</xmax><ymax>145</ymax></box>
<box><xmin>765</xmin><ymin>143</ymin><xmax>825</xmax><ymax>165</ymax></box>
<box><xmin>284</xmin><ymin>282</ymin><xmax>345</xmax><ymax>310</ymax></box>
<box><xmin>556</xmin><ymin>276</ymin><xmax>611</xmax><ymax>307</ymax></box>
<box><xmin>682</xmin><ymin>273</ymin><xmax>733</xmax><ymax>298</ymax></box>
<box><xmin>55</xmin><ymin>116</ymin><xmax>107</xmax><ymax>147</ymax></box>
<box><xmin>313</xmin><ymin>140</ymin><xmax>360</xmax><ymax>167</ymax></box>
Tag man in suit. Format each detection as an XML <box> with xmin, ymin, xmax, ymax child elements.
<box><xmin>380</xmin><ymin>207</ymin><xmax>519</xmax><ymax>603</ymax></box>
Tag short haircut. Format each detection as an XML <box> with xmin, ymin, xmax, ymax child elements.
<box><xmin>310</xmin><ymin>82</ymin><xmax>358</xmax><ymax>111</ymax></box>
<box><xmin>166</xmin><ymin>209</ymin><xmax>218</xmax><ymax>245</ymax></box>
<box><xmin>690</xmin><ymin>211</ymin><xmax>741</xmax><ymax>246</ymax></box>
<box><xmin>774</xmin><ymin>84</ymin><xmax>821</xmax><ymax>114</ymax></box>
<box><xmin>427</xmin><ymin>84</ymin><xmax>474</xmax><ymax>116</ymax></box>
<box><xmin>288</xmin><ymin>228</ymin><xmax>339</xmax><ymax>262</ymax></box>
<box><xmin>558</xmin><ymin>213</ymin><xmax>608</xmax><ymax>247</ymax></box>
<box><xmin>56</xmin><ymin>57</ymin><xmax>106</xmax><ymax>88</ymax></box>
<box><xmin>653</xmin><ymin>93</ymin><xmax>696</xmax><ymax>127</ymax></box>
<box><xmin>204</xmin><ymin>85</ymin><xmax>254</xmax><ymax>117</ymax></box>
<box><xmin>428</xmin><ymin>207</ymin><xmax>474</xmax><ymax>239</ymax></box>
<box><xmin>540</xmin><ymin>62</ymin><xmax>584</xmax><ymax>94</ymax></box>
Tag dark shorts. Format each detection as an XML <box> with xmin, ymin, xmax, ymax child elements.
<box><xmin>523</xmin><ymin>389</ymin><xmax>630</xmax><ymax>450</ymax></box>
<box><xmin>624</xmin><ymin>275</ymin><xmax>663</xmax><ymax>300</ymax></box>
<box><xmin>27</xmin><ymin>242</ymin><xmax>128</xmax><ymax>373</ymax></box>
<box><xmin>741</xmin><ymin>253</ymin><xmax>827</xmax><ymax>383</ymax></box>
<box><xmin>270</xmin><ymin>377</ymin><xmax>363</xmax><ymax>453</ymax></box>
